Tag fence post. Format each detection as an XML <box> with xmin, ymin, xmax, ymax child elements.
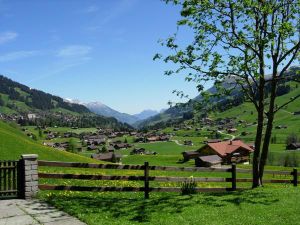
<box><xmin>231</xmin><ymin>163</ymin><xmax>236</xmax><ymax>191</ymax></box>
<box><xmin>292</xmin><ymin>168</ymin><xmax>298</xmax><ymax>187</ymax></box>
<box><xmin>144</xmin><ymin>162</ymin><xmax>149</xmax><ymax>199</ymax></box>
<box><xmin>20</xmin><ymin>154</ymin><xmax>38</xmax><ymax>199</ymax></box>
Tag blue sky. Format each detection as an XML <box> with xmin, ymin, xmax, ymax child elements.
<box><xmin>0</xmin><ymin>0</ymin><xmax>200</xmax><ymax>114</ymax></box>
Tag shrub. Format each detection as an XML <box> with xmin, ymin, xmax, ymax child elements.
<box><xmin>181</xmin><ymin>176</ymin><xmax>197</xmax><ymax>195</ymax></box>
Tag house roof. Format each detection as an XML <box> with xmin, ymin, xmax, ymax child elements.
<box><xmin>204</xmin><ymin>140</ymin><xmax>254</xmax><ymax>157</ymax></box>
<box><xmin>92</xmin><ymin>152</ymin><xmax>121</xmax><ymax>160</ymax></box>
<box><xmin>198</xmin><ymin>155</ymin><xmax>222</xmax><ymax>164</ymax></box>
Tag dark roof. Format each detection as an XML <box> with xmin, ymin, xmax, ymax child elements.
<box><xmin>91</xmin><ymin>152</ymin><xmax>121</xmax><ymax>160</ymax></box>
<box><xmin>182</xmin><ymin>151</ymin><xmax>200</xmax><ymax>156</ymax></box>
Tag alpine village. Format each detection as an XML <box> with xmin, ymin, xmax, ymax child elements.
<box><xmin>0</xmin><ymin>1</ymin><xmax>300</xmax><ymax>225</ymax></box>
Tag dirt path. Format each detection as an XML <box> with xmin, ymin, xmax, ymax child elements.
<box><xmin>217</xmin><ymin>130</ymin><xmax>236</xmax><ymax>141</ymax></box>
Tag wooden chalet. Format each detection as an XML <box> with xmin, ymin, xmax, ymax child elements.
<box><xmin>286</xmin><ymin>143</ymin><xmax>300</xmax><ymax>150</ymax></box>
<box><xmin>183</xmin><ymin>140</ymin><xmax>253</xmax><ymax>166</ymax></box>
<box><xmin>197</xmin><ymin>140</ymin><xmax>253</xmax><ymax>164</ymax></box>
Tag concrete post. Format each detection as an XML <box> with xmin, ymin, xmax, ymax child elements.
<box><xmin>21</xmin><ymin>154</ymin><xmax>38</xmax><ymax>199</ymax></box>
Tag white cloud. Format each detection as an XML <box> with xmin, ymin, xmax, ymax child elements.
<box><xmin>0</xmin><ymin>50</ymin><xmax>39</xmax><ymax>62</ymax></box>
<box><xmin>0</xmin><ymin>31</ymin><xmax>18</xmax><ymax>44</ymax></box>
<box><xmin>57</xmin><ymin>45</ymin><xmax>92</xmax><ymax>58</ymax></box>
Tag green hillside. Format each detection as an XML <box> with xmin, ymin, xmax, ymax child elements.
<box><xmin>0</xmin><ymin>75</ymin><xmax>131</xmax><ymax>130</ymax></box>
<box><xmin>210</xmin><ymin>82</ymin><xmax>300</xmax><ymax>143</ymax></box>
<box><xmin>0</xmin><ymin>120</ymin><xmax>98</xmax><ymax>162</ymax></box>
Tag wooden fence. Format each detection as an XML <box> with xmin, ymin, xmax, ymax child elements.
<box><xmin>0</xmin><ymin>160</ymin><xmax>19</xmax><ymax>199</ymax></box>
<box><xmin>38</xmin><ymin>160</ymin><xmax>299</xmax><ymax>199</ymax></box>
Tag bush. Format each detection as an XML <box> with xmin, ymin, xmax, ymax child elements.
<box><xmin>181</xmin><ymin>177</ymin><xmax>197</xmax><ymax>195</ymax></box>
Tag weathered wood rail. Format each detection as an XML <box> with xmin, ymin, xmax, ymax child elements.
<box><xmin>38</xmin><ymin>160</ymin><xmax>299</xmax><ymax>199</ymax></box>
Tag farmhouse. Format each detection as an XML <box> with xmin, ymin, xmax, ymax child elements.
<box><xmin>182</xmin><ymin>140</ymin><xmax>253</xmax><ymax>165</ymax></box>
<box><xmin>286</xmin><ymin>143</ymin><xmax>300</xmax><ymax>150</ymax></box>
<box><xmin>197</xmin><ymin>140</ymin><xmax>253</xmax><ymax>164</ymax></box>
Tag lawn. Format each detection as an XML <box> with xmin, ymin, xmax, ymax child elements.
<box><xmin>39</xmin><ymin>187</ymin><xmax>300</xmax><ymax>225</ymax></box>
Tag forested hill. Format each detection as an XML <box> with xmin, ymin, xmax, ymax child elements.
<box><xmin>0</xmin><ymin>75</ymin><xmax>88</xmax><ymax>113</ymax></box>
<box><xmin>0</xmin><ymin>75</ymin><xmax>132</xmax><ymax>130</ymax></box>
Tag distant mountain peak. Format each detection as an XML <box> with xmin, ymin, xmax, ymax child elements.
<box><xmin>133</xmin><ymin>109</ymin><xmax>159</xmax><ymax>120</ymax></box>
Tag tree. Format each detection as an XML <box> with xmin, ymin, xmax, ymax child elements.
<box><xmin>67</xmin><ymin>138</ymin><xmax>78</xmax><ymax>153</ymax></box>
<box><xmin>157</xmin><ymin>0</ymin><xmax>300</xmax><ymax>187</ymax></box>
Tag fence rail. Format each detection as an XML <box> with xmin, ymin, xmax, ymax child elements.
<box><xmin>0</xmin><ymin>160</ymin><xmax>19</xmax><ymax>199</ymax></box>
<box><xmin>38</xmin><ymin>160</ymin><xmax>299</xmax><ymax>199</ymax></box>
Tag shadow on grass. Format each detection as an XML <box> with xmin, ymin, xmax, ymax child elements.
<box><xmin>44</xmin><ymin>189</ymin><xmax>279</xmax><ymax>223</ymax></box>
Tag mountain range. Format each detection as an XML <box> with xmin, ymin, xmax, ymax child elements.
<box><xmin>85</xmin><ymin>101</ymin><xmax>160</xmax><ymax>125</ymax></box>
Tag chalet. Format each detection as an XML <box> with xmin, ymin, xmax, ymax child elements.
<box><xmin>146</xmin><ymin>136</ymin><xmax>160</xmax><ymax>142</ymax></box>
<box><xmin>195</xmin><ymin>155</ymin><xmax>222</xmax><ymax>167</ymax></box>
<box><xmin>130</xmin><ymin>148</ymin><xmax>157</xmax><ymax>155</ymax></box>
<box><xmin>275</xmin><ymin>125</ymin><xmax>288</xmax><ymax>129</ymax></box>
<box><xmin>159</xmin><ymin>135</ymin><xmax>170</xmax><ymax>142</ymax></box>
<box><xmin>91</xmin><ymin>152</ymin><xmax>121</xmax><ymax>163</ymax></box>
<box><xmin>286</xmin><ymin>143</ymin><xmax>300</xmax><ymax>150</ymax></box>
<box><xmin>27</xmin><ymin>113</ymin><xmax>37</xmax><ymax>120</ymax></box>
<box><xmin>134</xmin><ymin>137</ymin><xmax>145</xmax><ymax>143</ymax></box>
<box><xmin>113</xmin><ymin>143</ymin><xmax>132</xmax><ymax>150</ymax></box>
<box><xmin>130</xmin><ymin>148</ymin><xmax>146</xmax><ymax>155</ymax></box>
<box><xmin>197</xmin><ymin>140</ymin><xmax>253</xmax><ymax>164</ymax></box>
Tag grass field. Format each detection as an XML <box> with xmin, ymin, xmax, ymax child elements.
<box><xmin>1</xmin><ymin>119</ymin><xmax>300</xmax><ymax>225</ymax></box>
<box><xmin>38</xmin><ymin>187</ymin><xmax>300</xmax><ymax>225</ymax></box>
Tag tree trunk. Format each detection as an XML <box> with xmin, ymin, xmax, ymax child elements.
<box><xmin>252</xmin><ymin>77</ymin><xmax>265</xmax><ymax>188</ymax></box>
<box><xmin>252</xmin><ymin>108</ymin><xmax>264</xmax><ymax>188</ymax></box>
<box><xmin>259</xmin><ymin>69</ymin><xmax>278</xmax><ymax>182</ymax></box>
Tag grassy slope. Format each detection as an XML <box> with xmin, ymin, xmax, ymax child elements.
<box><xmin>210</xmin><ymin>84</ymin><xmax>300</xmax><ymax>143</ymax></box>
<box><xmin>0</xmin><ymin>120</ymin><xmax>97</xmax><ymax>162</ymax></box>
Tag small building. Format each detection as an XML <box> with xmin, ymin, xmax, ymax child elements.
<box><xmin>182</xmin><ymin>151</ymin><xmax>201</xmax><ymax>162</ymax></box>
<box><xmin>130</xmin><ymin>148</ymin><xmax>146</xmax><ymax>155</ymax></box>
<box><xmin>286</xmin><ymin>143</ymin><xmax>300</xmax><ymax>150</ymax></box>
<box><xmin>195</xmin><ymin>155</ymin><xmax>222</xmax><ymax>167</ymax></box>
